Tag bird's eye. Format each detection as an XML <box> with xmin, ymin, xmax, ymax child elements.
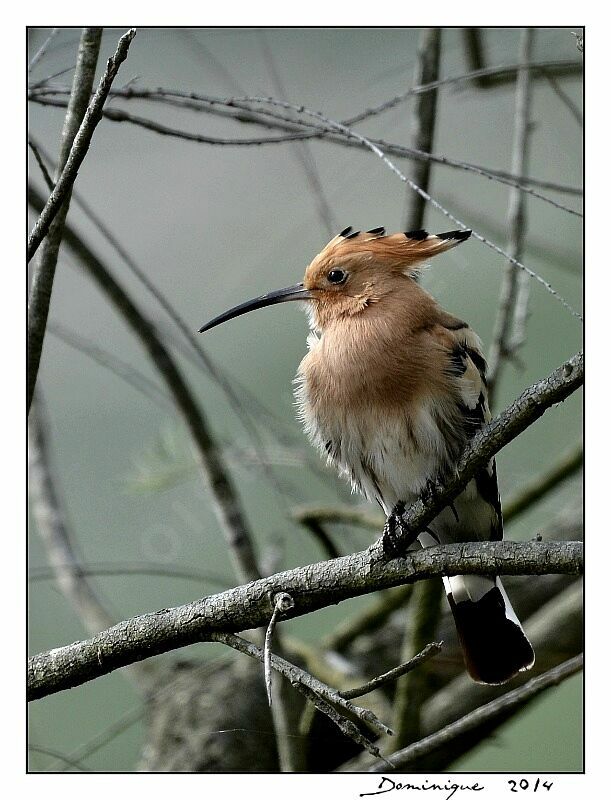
<box><xmin>327</xmin><ymin>269</ymin><xmax>348</xmax><ymax>285</ymax></box>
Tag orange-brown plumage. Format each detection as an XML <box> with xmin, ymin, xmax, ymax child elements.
<box><xmin>200</xmin><ymin>225</ymin><xmax>535</xmax><ymax>685</ymax></box>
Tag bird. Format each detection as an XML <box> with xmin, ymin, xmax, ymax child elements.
<box><xmin>199</xmin><ymin>225</ymin><xmax>535</xmax><ymax>684</ymax></box>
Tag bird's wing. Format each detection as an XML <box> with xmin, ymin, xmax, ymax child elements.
<box><xmin>430</xmin><ymin>314</ymin><xmax>503</xmax><ymax>543</ymax></box>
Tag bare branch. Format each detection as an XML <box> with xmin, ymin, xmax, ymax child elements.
<box><xmin>503</xmin><ymin>443</ymin><xmax>583</xmax><ymax>523</ymax></box>
<box><xmin>29</xmin><ymin>90</ymin><xmax>584</xmax><ymax>208</ymax></box>
<box><xmin>238</xmin><ymin>95</ymin><xmax>582</xmax><ymax>321</ymax></box>
<box><xmin>28</xmin><ymin>183</ymin><xmax>261</xmax><ymax>587</ymax></box>
<box><xmin>349</xmin><ymin>655</ymin><xmax>583</xmax><ymax>772</ymax></box>
<box><xmin>340</xmin><ymin>642</ymin><xmax>442</xmax><ymax>701</ymax></box>
<box><xmin>27</xmin><ymin>349</ymin><xmax>583</xmax><ymax>700</ymax></box>
<box><xmin>28</xmin><ymin>392</ymin><xmax>114</xmax><ymax>636</ymax></box>
<box><xmin>27</xmin><ymin>538</ymin><xmax>582</xmax><ymax>702</ymax></box>
<box><xmin>27</xmin><ymin>28</ymin><xmax>103</xmax><ymax>414</ymax></box>
<box><xmin>488</xmin><ymin>29</ymin><xmax>536</xmax><ymax>403</ymax></box>
<box><xmin>28</xmin><ymin>28</ymin><xmax>60</xmax><ymax>73</ymax></box>
<box><xmin>210</xmin><ymin>632</ymin><xmax>393</xmax><ymax>761</ymax></box>
<box><xmin>27</xmin><ymin>28</ymin><xmax>136</xmax><ymax>262</ymax></box>
<box><xmin>404</xmin><ymin>28</ymin><xmax>441</xmax><ymax>230</ymax></box>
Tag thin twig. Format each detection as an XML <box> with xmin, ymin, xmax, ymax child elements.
<box><xmin>392</xmin><ymin>579</ymin><xmax>443</xmax><ymax>749</ymax></box>
<box><xmin>265</xmin><ymin>592</ymin><xmax>295</xmax><ymax>706</ymax></box>
<box><xmin>27</xmin><ymin>28</ymin><xmax>103</xmax><ymax>414</ymax></box>
<box><xmin>345</xmin><ymin>58</ymin><xmax>582</xmax><ymax>124</ymax></box>
<box><xmin>30</xmin><ymin>133</ymin><xmax>291</xmax><ymax>520</ymax></box>
<box><xmin>340</xmin><ymin>642</ymin><xmax>442</xmax><ymax>700</ymax></box>
<box><xmin>258</xmin><ymin>31</ymin><xmax>336</xmax><ymax>237</ymax></box>
<box><xmin>487</xmin><ymin>29</ymin><xmax>536</xmax><ymax>404</ymax></box>
<box><xmin>210</xmin><ymin>631</ymin><xmax>393</xmax><ymax>739</ymax></box>
<box><xmin>29</xmin><ymin>183</ymin><xmax>262</xmax><ymax>587</ymax></box>
<box><xmin>355</xmin><ymin>654</ymin><xmax>583</xmax><ymax>772</ymax></box>
<box><xmin>261</xmin><ymin>589</ymin><xmax>302</xmax><ymax>770</ymax></box>
<box><xmin>48</xmin><ymin>320</ymin><xmax>172</xmax><ymax>410</ymax></box>
<box><xmin>27</xmin><ymin>350</ymin><xmax>583</xmax><ymax>701</ymax></box>
<box><xmin>29</xmin><ymin>561</ymin><xmax>230</xmax><ymax>587</ymax></box>
<box><xmin>28</xmin><ymin>744</ymin><xmax>92</xmax><ymax>772</ymax></box>
<box><xmin>504</xmin><ymin>443</ymin><xmax>583</xmax><ymax>523</ymax></box>
<box><xmin>28</xmin><ymin>138</ymin><xmax>54</xmax><ymax>190</ymax></box>
<box><xmin>27</xmin><ymin>28</ymin><xmax>136</xmax><ymax>262</ymax></box>
<box><xmin>294</xmin><ymin>505</ymin><xmax>384</xmax><ymax>532</ymax></box>
<box><xmin>28</xmin><ymin>28</ymin><xmax>60</xmax><ymax>72</ymax></box>
<box><xmin>29</xmin><ymin>88</ymin><xmax>584</xmax><ymax>207</ymax></box>
<box><xmin>238</xmin><ymin>95</ymin><xmax>583</xmax><ymax>321</ymax></box>
<box><xmin>540</xmin><ymin>68</ymin><xmax>583</xmax><ymax>126</ymax></box>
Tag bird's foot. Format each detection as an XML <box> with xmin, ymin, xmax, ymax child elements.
<box><xmin>421</xmin><ymin>477</ymin><xmax>441</xmax><ymax>507</ymax></box>
<box><xmin>382</xmin><ymin>501</ymin><xmax>418</xmax><ymax>559</ymax></box>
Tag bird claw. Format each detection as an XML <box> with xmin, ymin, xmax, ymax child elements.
<box><xmin>422</xmin><ymin>478</ymin><xmax>440</xmax><ymax>506</ymax></box>
<box><xmin>382</xmin><ymin>501</ymin><xmax>418</xmax><ymax>559</ymax></box>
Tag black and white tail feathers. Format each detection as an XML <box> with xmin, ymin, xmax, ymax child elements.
<box><xmin>434</xmin><ymin>322</ymin><xmax>535</xmax><ymax>684</ymax></box>
<box><xmin>445</xmin><ymin>576</ymin><xmax>535</xmax><ymax>684</ymax></box>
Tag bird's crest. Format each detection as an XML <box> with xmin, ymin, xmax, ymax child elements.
<box><xmin>321</xmin><ymin>226</ymin><xmax>472</xmax><ymax>275</ymax></box>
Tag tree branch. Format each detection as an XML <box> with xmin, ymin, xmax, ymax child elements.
<box><xmin>29</xmin><ymin>89</ymin><xmax>583</xmax><ymax>208</ymax></box>
<box><xmin>28</xmin><ymin>392</ymin><xmax>115</xmax><ymax>637</ymax></box>
<box><xmin>27</xmin><ymin>351</ymin><xmax>582</xmax><ymax>700</ymax></box>
<box><xmin>385</xmin><ymin>351</ymin><xmax>582</xmax><ymax>554</ymax></box>
<box><xmin>346</xmin><ymin>654</ymin><xmax>583</xmax><ymax>772</ymax></box>
<box><xmin>404</xmin><ymin>28</ymin><xmax>441</xmax><ymax>230</ymax></box>
<box><xmin>27</xmin><ymin>28</ymin><xmax>136</xmax><ymax>262</ymax></box>
<box><xmin>28</xmin><ymin>183</ymin><xmax>262</xmax><ymax>587</ymax></box>
<box><xmin>340</xmin><ymin>642</ymin><xmax>442</xmax><ymax>701</ymax></box>
<box><xmin>488</xmin><ymin>28</ymin><xmax>536</xmax><ymax>404</ymax></box>
<box><xmin>27</xmin><ymin>538</ymin><xmax>582</xmax><ymax>702</ymax></box>
<box><xmin>503</xmin><ymin>442</ymin><xmax>583</xmax><ymax>523</ymax></box>
<box><xmin>27</xmin><ymin>28</ymin><xmax>102</xmax><ymax>414</ymax></box>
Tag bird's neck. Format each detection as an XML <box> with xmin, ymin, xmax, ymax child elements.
<box><xmin>301</xmin><ymin>282</ymin><xmax>443</xmax><ymax>409</ymax></box>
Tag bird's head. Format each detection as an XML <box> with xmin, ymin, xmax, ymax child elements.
<box><xmin>199</xmin><ymin>227</ymin><xmax>471</xmax><ymax>333</ymax></box>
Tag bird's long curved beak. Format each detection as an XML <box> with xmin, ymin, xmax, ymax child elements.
<box><xmin>199</xmin><ymin>283</ymin><xmax>313</xmax><ymax>333</ymax></box>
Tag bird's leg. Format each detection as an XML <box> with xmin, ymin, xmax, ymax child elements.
<box><xmin>420</xmin><ymin>476</ymin><xmax>458</xmax><ymax>523</ymax></box>
<box><xmin>382</xmin><ymin>500</ymin><xmax>419</xmax><ymax>558</ymax></box>
<box><xmin>421</xmin><ymin>477</ymin><xmax>441</xmax><ymax>507</ymax></box>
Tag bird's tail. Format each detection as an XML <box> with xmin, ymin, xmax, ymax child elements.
<box><xmin>444</xmin><ymin>575</ymin><xmax>535</xmax><ymax>685</ymax></box>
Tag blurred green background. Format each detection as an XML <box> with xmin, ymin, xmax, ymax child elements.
<box><xmin>27</xmin><ymin>27</ymin><xmax>582</xmax><ymax>772</ymax></box>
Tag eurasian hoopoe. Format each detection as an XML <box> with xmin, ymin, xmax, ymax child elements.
<box><xmin>200</xmin><ymin>226</ymin><xmax>535</xmax><ymax>684</ymax></box>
